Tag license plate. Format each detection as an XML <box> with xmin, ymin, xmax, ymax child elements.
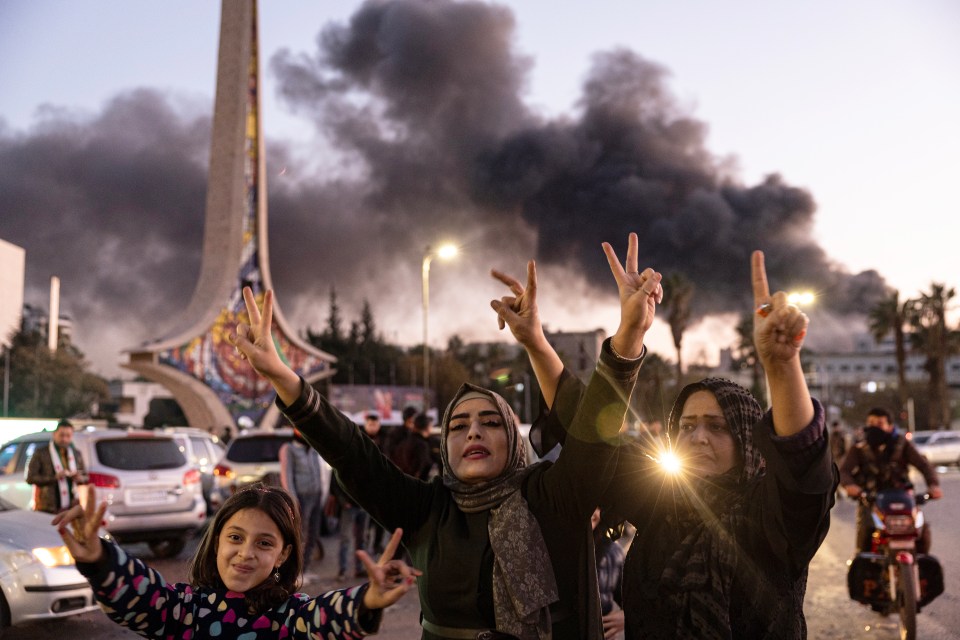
<box><xmin>887</xmin><ymin>539</ymin><xmax>915</xmax><ymax>550</ymax></box>
<box><xmin>127</xmin><ymin>489</ymin><xmax>171</xmax><ymax>505</ymax></box>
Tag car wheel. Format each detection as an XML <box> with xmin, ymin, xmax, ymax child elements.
<box><xmin>149</xmin><ymin>537</ymin><xmax>187</xmax><ymax>559</ymax></box>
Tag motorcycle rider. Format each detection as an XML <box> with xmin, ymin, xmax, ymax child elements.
<box><xmin>840</xmin><ymin>407</ymin><xmax>943</xmax><ymax>552</ymax></box>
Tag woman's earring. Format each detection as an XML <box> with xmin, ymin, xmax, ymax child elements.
<box><xmin>274</xmin><ymin>567</ymin><xmax>281</xmax><ymax>582</ymax></box>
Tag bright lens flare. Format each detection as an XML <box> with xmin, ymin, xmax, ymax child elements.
<box><xmin>659</xmin><ymin>451</ymin><xmax>682</xmax><ymax>474</ymax></box>
<box><xmin>787</xmin><ymin>291</ymin><xmax>815</xmax><ymax>307</ymax></box>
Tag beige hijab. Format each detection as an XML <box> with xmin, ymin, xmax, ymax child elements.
<box><xmin>440</xmin><ymin>383</ymin><xmax>558</xmax><ymax>640</ymax></box>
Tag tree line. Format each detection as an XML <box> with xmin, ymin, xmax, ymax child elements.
<box><xmin>4</xmin><ymin>281</ymin><xmax>955</xmax><ymax>429</ymax></box>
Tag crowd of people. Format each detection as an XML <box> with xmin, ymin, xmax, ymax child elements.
<box><xmin>46</xmin><ymin>232</ymin><xmax>948</xmax><ymax>640</ymax></box>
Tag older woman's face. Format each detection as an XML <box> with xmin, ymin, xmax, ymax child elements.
<box><xmin>446</xmin><ymin>397</ymin><xmax>509</xmax><ymax>484</ymax></box>
<box><xmin>677</xmin><ymin>390</ymin><xmax>741</xmax><ymax>477</ymax></box>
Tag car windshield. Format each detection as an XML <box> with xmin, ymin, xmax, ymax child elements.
<box><xmin>226</xmin><ymin>436</ymin><xmax>290</xmax><ymax>463</ymax></box>
<box><xmin>95</xmin><ymin>439</ymin><xmax>186</xmax><ymax>470</ymax></box>
<box><xmin>911</xmin><ymin>433</ymin><xmax>932</xmax><ymax>445</ymax></box>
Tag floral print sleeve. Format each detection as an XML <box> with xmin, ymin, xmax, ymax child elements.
<box><xmin>76</xmin><ymin>539</ymin><xmax>381</xmax><ymax>639</ymax></box>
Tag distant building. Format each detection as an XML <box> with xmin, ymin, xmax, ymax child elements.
<box><xmin>21</xmin><ymin>304</ymin><xmax>73</xmax><ymax>346</ymax></box>
<box><xmin>107</xmin><ymin>380</ymin><xmax>175</xmax><ymax>426</ymax></box>
<box><xmin>805</xmin><ymin>334</ymin><xmax>960</xmax><ymax>393</ymax></box>
<box><xmin>545</xmin><ymin>329</ymin><xmax>606</xmax><ymax>383</ymax></box>
<box><xmin>0</xmin><ymin>238</ymin><xmax>25</xmax><ymax>348</ymax></box>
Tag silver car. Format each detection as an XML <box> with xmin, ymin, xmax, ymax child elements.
<box><xmin>213</xmin><ymin>427</ymin><xmax>295</xmax><ymax>495</ymax></box>
<box><xmin>0</xmin><ymin>496</ymin><xmax>100</xmax><ymax>631</ymax></box>
<box><xmin>911</xmin><ymin>430</ymin><xmax>960</xmax><ymax>467</ymax></box>
<box><xmin>163</xmin><ymin>427</ymin><xmax>226</xmax><ymax>514</ymax></box>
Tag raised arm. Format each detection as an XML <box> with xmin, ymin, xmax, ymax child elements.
<box><xmin>491</xmin><ymin>233</ymin><xmax>662</xmax><ymax>408</ymax></box>
<box><xmin>601</xmin><ymin>232</ymin><xmax>663</xmax><ymax>361</ymax></box>
<box><xmin>229</xmin><ymin>287</ymin><xmax>301</xmax><ymax>406</ymax></box>
<box><xmin>751</xmin><ymin>250</ymin><xmax>814</xmax><ymax>436</ymax></box>
<box><xmin>490</xmin><ymin>260</ymin><xmax>564</xmax><ymax>407</ymax></box>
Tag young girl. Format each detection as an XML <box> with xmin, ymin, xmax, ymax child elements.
<box><xmin>53</xmin><ymin>483</ymin><xmax>419</xmax><ymax>639</ymax></box>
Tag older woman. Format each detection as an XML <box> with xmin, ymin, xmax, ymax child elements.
<box><xmin>492</xmin><ymin>250</ymin><xmax>836</xmax><ymax>639</ymax></box>
<box><xmin>229</xmin><ymin>234</ymin><xmax>662</xmax><ymax>640</ymax></box>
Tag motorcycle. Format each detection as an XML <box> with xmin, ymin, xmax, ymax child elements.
<box><xmin>846</xmin><ymin>487</ymin><xmax>944</xmax><ymax>640</ymax></box>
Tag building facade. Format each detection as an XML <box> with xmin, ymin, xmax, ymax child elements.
<box><xmin>0</xmin><ymin>238</ymin><xmax>25</xmax><ymax>348</ymax></box>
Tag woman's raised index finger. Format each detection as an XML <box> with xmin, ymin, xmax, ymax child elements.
<box><xmin>242</xmin><ymin>286</ymin><xmax>261</xmax><ymax>327</ymax></box>
<box><xmin>751</xmin><ymin>250</ymin><xmax>771</xmax><ymax>305</ymax></box>
<box><xmin>260</xmin><ymin>290</ymin><xmax>274</xmax><ymax>335</ymax></box>
<box><xmin>491</xmin><ymin>269</ymin><xmax>524</xmax><ymax>297</ymax></box>
<box><xmin>525</xmin><ymin>260</ymin><xmax>537</xmax><ymax>298</ymax></box>
<box><xmin>602</xmin><ymin>242</ymin><xmax>626</xmax><ymax>284</ymax></box>
<box><xmin>625</xmin><ymin>232</ymin><xmax>639</xmax><ymax>275</ymax></box>
<box><xmin>379</xmin><ymin>528</ymin><xmax>403</xmax><ymax>566</ymax></box>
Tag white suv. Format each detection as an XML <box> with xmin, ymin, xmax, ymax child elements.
<box><xmin>0</xmin><ymin>428</ymin><xmax>206</xmax><ymax>558</ymax></box>
<box><xmin>213</xmin><ymin>427</ymin><xmax>294</xmax><ymax>495</ymax></box>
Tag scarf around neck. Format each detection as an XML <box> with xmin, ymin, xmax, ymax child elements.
<box><xmin>48</xmin><ymin>440</ymin><xmax>78</xmax><ymax>511</ymax></box>
<box><xmin>440</xmin><ymin>383</ymin><xmax>558</xmax><ymax>640</ymax></box>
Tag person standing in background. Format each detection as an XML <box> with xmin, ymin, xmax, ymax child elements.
<box><xmin>362</xmin><ymin>413</ymin><xmax>391</xmax><ymax>554</ymax></box>
<box><xmin>279</xmin><ymin>430</ymin><xmax>326</xmax><ymax>576</ymax></box>
<box><xmin>27</xmin><ymin>419</ymin><xmax>88</xmax><ymax>514</ymax></box>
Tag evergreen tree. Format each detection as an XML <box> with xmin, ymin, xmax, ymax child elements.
<box><xmin>5</xmin><ymin>325</ymin><xmax>108</xmax><ymax>418</ymax></box>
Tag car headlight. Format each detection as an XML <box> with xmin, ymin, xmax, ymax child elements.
<box><xmin>1</xmin><ymin>550</ymin><xmax>37</xmax><ymax>572</ymax></box>
<box><xmin>31</xmin><ymin>545</ymin><xmax>75</xmax><ymax>568</ymax></box>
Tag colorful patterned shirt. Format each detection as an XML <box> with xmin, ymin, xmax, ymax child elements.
<box><xmin>76</xmin><ymin>539</ymin><xmax>380</xmax><ymax>639</ymax></box>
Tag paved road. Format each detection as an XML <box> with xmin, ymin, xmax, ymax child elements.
<box><xmin>6</xmin><ymin>470</ymin><xmax>958</xmax><ymax>639</ymax></box>
<box><xmin>805</xmin><ymin>469</ymin><xmax>959</xmax><ymax>640</ymax></box>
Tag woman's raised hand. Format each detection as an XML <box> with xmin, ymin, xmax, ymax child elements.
<box><xmin>602</xmin><ymin>232</ymin><xmax>663</xmax><ymax>359</ymax></box>
<box><xmin>751</xmin><ymin>250</ymin><xmax>809</xmax><ymax>368</ymax></box>
<box><xmin>228</xmin><ymin>287</ymin><xmax>285</xmax><ymax>380</ymax></box>
<box><xmin>52</xmin><ymin>484</ymin><xmax>106</xmax><ymax>564</ymax></box>
<box><xmin>228</xmin><ymin>287</ymin><xmax>302</xmax><ymax>405</ymax></box>
<box><xmin>359</xmin><ymin>528</ymin><xmax>421</xmax><ymax>610</ymax></box>
<box><xmin>490</xmin><ymin>260</ymin><xmax>545</xmax><ymax>349</ymax></box>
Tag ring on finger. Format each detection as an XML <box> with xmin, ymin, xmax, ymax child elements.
<box><xmin>756</xmin><ymin>303</ymin><xmax>772</xmax><ymax>318</ymax></box>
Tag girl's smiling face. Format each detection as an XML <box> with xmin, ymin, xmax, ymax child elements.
<box><xmin>676</xmin><ymin>390</ymin><xmax>742</xmax><ymax>477</ymax></box>
<box><xmin>445</xmin><ymin>397</ymin><xmax>509</xmax><ymax>484</ymax></box>
<box><xmin>216</xmin><ymin>507</ymin><xmax>291</xmax><ymax>592</ymax></box>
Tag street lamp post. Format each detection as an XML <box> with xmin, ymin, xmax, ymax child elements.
<box><xmin>421</xmin><ymin>243</ymin><xmax>458</xmax><ymax>412</ymax></box>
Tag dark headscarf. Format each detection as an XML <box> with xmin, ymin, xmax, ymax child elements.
<box><xmin>656</xmin><ymin>378</ymin><xmax>778</xmax><ymax>639</ymax></box>
<box><xmin>440</xmin><ymin>383</ymin><xmax>558</xmax><ymax>640</ymax></box>
<box><xmin>666</xmin><ymin>377</ymin><xmax>766</xmax><ymax>485</ymax></box>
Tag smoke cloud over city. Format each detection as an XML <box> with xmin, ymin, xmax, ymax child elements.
<box><xmin>0</xmin><ymin>0</ymin><xmax>887</xmax><ymax>376</ymax></box>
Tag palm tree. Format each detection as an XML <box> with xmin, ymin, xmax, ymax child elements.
<box><xmin>663</xmin><ymin>272</ymin><xmax>694</xmax><ymax>386</ymax></box>
<box><xmin>867</xmin><ymin>290</ymin><xmax>910</xmax><ymax>414</ymax></box>
<box><xmin>907</xmin><ymin>283</ymin><xmax>959</xmax><ymax>428</ymax></box>
<box><xmin>734</xmin><ymin>311</ymin><xmax>766</xmax><ymax>406</ymax></box>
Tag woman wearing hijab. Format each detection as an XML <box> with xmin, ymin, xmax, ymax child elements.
<box><xmin>492</xmin><ymin>249</ymin><xmax>836</xmax><ymax>639</ymax></box>
<box><xmin>229</xmin><ymin>234</ymin><xmax>663</xmax><ymax>640</ymax></box>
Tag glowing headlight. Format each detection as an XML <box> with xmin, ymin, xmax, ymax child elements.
<box><xmin>659</xmin><ymin>451</ymin><xmax>682</xmax><ymax>474</ymax></box>
<box><xmin>32</xmin><ymin>545</ymin><xmax>75</xmax><ymax>568</ymax></box>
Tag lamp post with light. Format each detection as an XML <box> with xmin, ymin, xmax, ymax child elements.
<box><xmin>422</xmin><ymin>243</ymin><xmax>459</xmax><ymax>412</ymax></box>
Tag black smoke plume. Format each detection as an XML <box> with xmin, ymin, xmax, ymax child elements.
<box><xmin>1</xmin><ymin>0</ymin><xmax>886</xmax><ymax>375</ymax></box>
